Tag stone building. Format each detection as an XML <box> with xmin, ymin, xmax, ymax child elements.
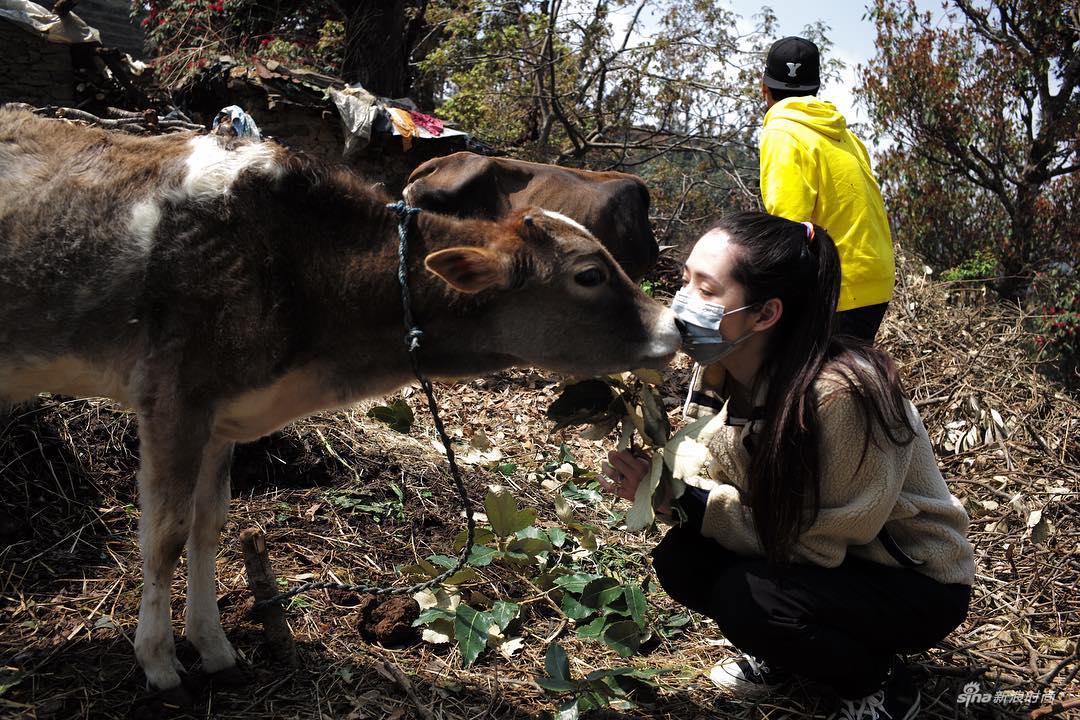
<box><xmin>0</xmin><ymin>11</ymin><xmax>77</xmax><ymax>106</ymax></box>
<box><xmin>0</xmin><ymin>1</ymin><xmax>147</xmax><ymax>110</ymax></box>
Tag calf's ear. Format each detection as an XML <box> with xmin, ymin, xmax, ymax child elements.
<box><xmin>425</xmin><ymin>246</ymin><xmax>509</xmax><ymax>293</ymax></box>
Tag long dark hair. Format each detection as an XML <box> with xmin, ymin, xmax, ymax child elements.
<box><xmin>712</xmin><ymin>211</ymin><xmax>916</xmax><ymax>564</ymax></box>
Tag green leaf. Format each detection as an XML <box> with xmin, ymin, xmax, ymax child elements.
<box><xmin>428</xmin><ymin>554</ymin><xmax>458</xmax><ymax>569</ymax></box>
<box><xmin>413</xmin><ymin>607</ymin><xmax>456</xmax><ymax>626</ymax></box>
<box><xmin>490</xmin><ymin>601</ymin><xmax>520</xmax><ymax>632</ymax></box>
<box><xmin>577</xmin><ymin>526</ymin><xmax>598</xmax><ymax>550</ymax></box>
<box><xmin>579</xmin><ymin>577</ymin><xmax>623</xmax><ymax>609</ymax></box>
<box><xmin>442</xmin><ymin>567</ymin><xmax>479</xmax><ymax>586</ymax></box>
<box><xmin>466</xmin><ymin>545</ymin><xmax>499</xmax><ymax>567</ymax></box>
<box><xmin>366</xmin><ymin>398</ymin><xmax>414</xmax><ymax>433</ymax></box>
<box><xmin>623</xmin><ymin>584</ymin><xmax>647</xmax><ymax>627</ymax></box>
<box><xmin>485</xmin><ymin>487</ymin><xmax>537</xmax><ymax>538</ymax></box>
<box><xmin>499</xmin><ymin>549</ymin><xmax>532</xmax><ymax>564</ymax></box>
<box><xmin>546</xmin><ymin>379</ymin><xmax>616</xmax><ymax>429</ymax></box>
<box><xmin>545</xmin><ymin>527</ymin><xmax>568</xmax><ymax>547</ymax></box>
<box><xmin>600</xmin><ymin>600</ymin><xmax>630</xmax><ymax>618</ymax></box>
<box><xmin>516</xmin><ymin>525</ymin><xmax>544</xmax><ymax>539</ymax></box>
<box><xmin>537</xmin><ymin>676</ymin><xmax>577</xmax><ymax>693</ymax></box>
<box><xmin>455</xmin><ymin>604</ymin><xmax>494</xmax><ymax>667</ymax></box>
<box><xmin>554</xmin><ymin>572</ymin><xmax>602</xmax><ymax>594</ymax></box>
<box><xmin>577</xmin><ymin>689</ymin><xmax>610</xmax><ymax>712</ymax></box>
<box><xmin>545</xmin><ymin>643</ymin><xmax>571</xmax><ymax>682</ymax></box>
<box><xmin>507</xmin><ymin>537</ymin><xmax>553</xmax><ymax>557</ymax></box>
<box><xmin>421</xmin><ymin>555</ymin><xmax>475</xmax><ymax>584</ymax></box>
<box><xmin>553</xmin><ymin>494</ymin><xmax>577</xmax><ymax>526</ymax></box>
<box><xmin>575</xmin><ymin>615</ymin><xmax>608</xmax><ymax>640</ymax></box>
<box><xmin>562</xmin><ymin>481</ymin><xmax>602</xmax><ymax>505</ymax></box>
<box><xmin>560</xmin><ymin>592</ymin><xmax>594</xmax><ymax>621</ymax></box>
<box><xmin>454</xmin><ymin>527</ymin><xmax>496</xmax><ymax>551</ymax></box>
<box><xmin>585</xmin><ymin>667</ymin><xmax>668</xmax><ymax>681</ymax></box>
<box><xmin>0</xmin><ymin>671</ymin><xmax>25</xmax><ymax>698</ymax></box>
<box><xmin>496</xmin><ymin>462</ymin><xmax>518</xmax><ymax>476</ymax></box>
<box><xmin>402</xmin><ymin>558</ymin><xmax>441</xmax><ymax>578</ymax></box>
<box><xmin>602</xmin><ymin>620</ymin><xmax>642</xmax><ymax>657</ymax></box>
<box><xmin>639</xmin><ymin>385</ymin><xmax>671</xmax><ymax>446</ymax></box>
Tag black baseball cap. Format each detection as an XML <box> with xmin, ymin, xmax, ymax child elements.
<box><xmin>763</xmin><ymin>36</ymin><xmax>820</xmax><ymax>92</ymax></box>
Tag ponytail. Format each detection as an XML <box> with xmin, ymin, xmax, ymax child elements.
<box><xmin>713</xmin><ymin>211</ymin><xmax>915</xmax><ymax>563</ymax></box>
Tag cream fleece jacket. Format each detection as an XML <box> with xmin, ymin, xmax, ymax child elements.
<box><xmin>695</xmin><ymin>370</ymin><xmax>976</xmax><ymax>586</ymax></box>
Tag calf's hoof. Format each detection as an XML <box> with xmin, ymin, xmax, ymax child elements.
<box><xmin>205</xmin><ymin>663</ymin><xmax>252</xmax><ymax>688</ymax></box>
<box><xmin>131</xmin><ymin>683</ymin><xmax>195</xmax><ymax>719</ymax></box>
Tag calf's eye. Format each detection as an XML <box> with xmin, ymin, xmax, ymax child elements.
<box><xmin>574</xmin><ymin>268</ymin><xmax>605</xmax><ymax>287</ymax></box>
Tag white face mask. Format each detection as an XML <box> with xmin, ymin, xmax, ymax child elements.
<box><xmin>670</xmin><ymin>288</ymin><xmax>756</xmax><ymax>365</ymax></box>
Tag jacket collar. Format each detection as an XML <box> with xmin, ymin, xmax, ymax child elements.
<box><xmin>682</xmin><ymin>362</ymin><xmax>768</xmax><ymax>425</ymax></box>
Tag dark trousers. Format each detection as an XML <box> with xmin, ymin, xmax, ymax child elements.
<box><xmin>651</xmin><ymin>526</ymin><xmax>971</xmax><ymax>698</ymax></box>
<box><xmin>834</xmin><ymin>302</ymin><xmax>889</xmax><ymax>344</ymax></box>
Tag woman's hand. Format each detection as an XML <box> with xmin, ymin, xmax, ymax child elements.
<box><xmin>600</xmin><ymin>449</ymin><xmax>652</xmax><ymax>502</ymax></box>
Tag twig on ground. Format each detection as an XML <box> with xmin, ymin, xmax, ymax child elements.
<box><xmin>239</xmin><ymin>527</ymin><xmax>299</xmax><ymax>667</ymax></box>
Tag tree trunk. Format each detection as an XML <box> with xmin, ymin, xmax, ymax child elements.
<box><xmin>342</xmin><ymin>1</ymin><xmax>409</xmax><ymax>97</ymax></box>
<box><xmin>998</xmin><ymin>184</ymin><xmax>1038</xmax><ymax>300</ymax></box>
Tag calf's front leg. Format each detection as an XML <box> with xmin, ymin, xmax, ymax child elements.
<box><xmin>185</xmin><ymin>435</ymin><xmax>238</xmax><ymax>674</ymax></box>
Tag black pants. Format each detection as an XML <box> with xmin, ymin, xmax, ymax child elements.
<box><xmin>651</xmin><ymin>526</ymin><xmax>971</xmax><ymax>698</ymax></box>
<box><xmin>834</xmin><ymin>302</ymin><xmax>889</xmax><ymax>344</ymax></box>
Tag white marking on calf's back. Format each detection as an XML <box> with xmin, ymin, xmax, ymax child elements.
<box><xmin>178</xmin><ymin>135</ymin><xmax>282</xmax><ymax>204</ymax></box>
<box><xmin>124</xmin><ymin>136</ymin><xmax>282</xmax><ymax>249</ymax></box>
<box><xmin>129</xmin><ymin>198</ymin><xmax>162</xmax><ymax>251</ymax></box>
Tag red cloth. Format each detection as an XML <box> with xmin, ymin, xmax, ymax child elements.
<box><xmin>408</xmin><ymin>110</ymin><xmax>444</xmax><ymax>136</ymax></box>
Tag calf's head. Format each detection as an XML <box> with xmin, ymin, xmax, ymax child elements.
<box><xmin>423</xmin><ymin>209</ymin><xmax>679</xmax><ymax>376</ymax></box>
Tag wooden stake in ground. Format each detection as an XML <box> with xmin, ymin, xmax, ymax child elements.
<box><xmin>239</xmin><ymin>528</ymin><xmax>299</xmax><ymax>667</ymax></box>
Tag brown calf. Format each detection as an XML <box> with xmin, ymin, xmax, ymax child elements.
<box><xmin>0</xmin><ymin>109</ymin><xmax>679</xmax><ymax>692</ymax></box>
<box><xmin>403</xmin><ymin>151</ymin><xmax>659</xmax><ymax>280</ymax></box>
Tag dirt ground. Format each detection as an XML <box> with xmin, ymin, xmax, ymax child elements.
<box><xmin>1</xmin><ymin>263</ymin><xmax>1077</xmax><ymax>720</ymax></box>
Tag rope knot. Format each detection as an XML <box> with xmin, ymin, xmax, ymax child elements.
<box><xmin>386</xmin><ymin>200</ymin><xmax>420</xmax><ymax>221</ymax></box>
<box><xmin>405</xmin><ymin>327</ymin><xmax>423</xmax><ymax>351</ymax></box>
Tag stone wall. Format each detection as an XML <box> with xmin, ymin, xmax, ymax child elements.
<box><xmin>0</xmin><ymin>22</ymin><xmax>75</xmax><ymax>107</ymax></box>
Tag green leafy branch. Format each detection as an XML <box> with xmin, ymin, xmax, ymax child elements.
<box><xmin>547</xmin><ymin>372</ymin><xmax>678</xmax><ymax>531</ymax></box>
<box><xmin>536</xmin><ymin>644</ymin><xmax>667</xmax><ymax>717</ymax></box>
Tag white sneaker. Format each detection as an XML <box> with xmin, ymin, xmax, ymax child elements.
<box><xmin>709</xmin><ymin>653</ymin><xmax>790</xmax><ymax>696</ymax></box>
<box><xmin>830</xmin><ymin>675</ymin><xmax>921</xmax><ymax>720</ymax></box>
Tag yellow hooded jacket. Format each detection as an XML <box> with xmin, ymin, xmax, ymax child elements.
<box><xmin>760</xmin><ymin>96</ymin><xmax>894</xmax><ymax>311</ymax></box>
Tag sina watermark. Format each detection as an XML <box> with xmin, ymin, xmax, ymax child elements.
<box><xmin>957</xmin><ymin>682</ymin><xmax>1057</xmax><ymax>707</ymax></box>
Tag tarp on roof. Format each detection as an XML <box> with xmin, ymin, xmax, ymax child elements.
<box><xmin>330</xmin><ymin>82</ymin><xmax>467</xmax><ymax>157</ymax></box>
<box><xmin>0</xmin><ymin>0</ymin><xmax>101</xmax><ymax>44</ymax></box>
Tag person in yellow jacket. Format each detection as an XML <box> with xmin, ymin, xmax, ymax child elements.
<box><xmin>760</xmin><ymin>36</ymin><xmax>894</xmax><ymax>342</ymax></box>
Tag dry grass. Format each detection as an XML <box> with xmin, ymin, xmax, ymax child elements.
<box><xmin>1</xmin><ymin>258</ymin><xmax>1077</xmax><ymax>720</ymax></box>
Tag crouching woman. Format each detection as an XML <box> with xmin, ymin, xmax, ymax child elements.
<box><xmin>601</xmin><ymin>211</ymin><xmax>974</xmax><ymax>720</ymax></box>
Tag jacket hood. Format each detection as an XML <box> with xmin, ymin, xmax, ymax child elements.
<box><xmin>764</xmin><ymin>96</ymin><xmax>846</xmax><ymax>140</ymax></box>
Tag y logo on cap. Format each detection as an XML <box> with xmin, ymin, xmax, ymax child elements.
<box><xmin>786</xmin><ymin>62</ymin><xmax>802</xmax><ymax>78</ymax></box>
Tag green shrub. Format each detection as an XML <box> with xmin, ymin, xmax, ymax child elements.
<box><xmin>942</xmin><ymin>249</ymin><xmax>998</xmax><ymax>282</ymax></box>
<box><xmin>1030</xmin><ymin>266</ymin><xmax>1079</xmax><ymax>387</ymax></box>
